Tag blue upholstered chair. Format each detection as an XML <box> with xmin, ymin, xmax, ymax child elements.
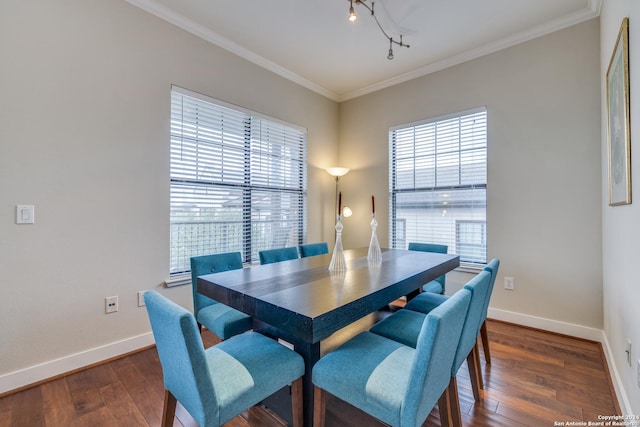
<box><xmin>190</xmin><ymin>252</ymin><xmax>252</xmax><ymax>340</ymax></box>
<box><xmin>478</xmin><ymin>258</ymin><xmax>500</xmax><ymax>364</ymax></box>
<box><xmin>312</xmin><ymin>288</ymin><xmax>471</xmax><ymax>427</ymax></box>
<box><xmin>298</xmin><ymin>242</ymin><xmax>329</xmax><ymax>258</ymax></box>
<box><xmin>370</xmin><ymin>270</ymin><xmax>493</xmax><ymax>427</ymax></box>
<box><xmin>258</xmin><ymin>246</ymin><xmax>299</xmax><ymax>265</ymax></box>
<box><xmin>144</xmin><ymin>291</ymin><xmax>305</xmax><ymax>427</ymax></box>
<box><xmin>408</xmin><ymin>242</ymin><xmax>448</xmax><ymax>294</ymax></box>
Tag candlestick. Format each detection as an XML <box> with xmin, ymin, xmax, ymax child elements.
<box><xmin>338</xmin><ymin>192</ymin><xmax>342</xmax><ymax>216</ymax></box>
<box><xmin>372</xmin><ymin>195</ymin><xmax>375</xmax><ymax>214</ymax></box>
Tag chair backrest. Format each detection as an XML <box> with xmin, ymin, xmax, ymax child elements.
<box><xmin>190</xmin><ymin>252</ymin><xmax>243</xmax><ymax>314</ymax></box>
<box><xmin>451</xmin><ymin>270</ymin><xmax>493</xmax><ymax>374</ymax></box>
<box><xmin>144</xmin><ymin>291</ymin><xmax>217</xmax><ymax>425</ymax></box>
<box><xmin>298</xmin><ymin>242</ymin><xmax>329</xmax><ymax>258</ymax></box>
<box><xmin>408</xmin><ymin>242</ymin><xmax>448</xmax><ymax>289</ymax></box>
<box><xmin>480</xmin><ymin>258</ymin><xmax>500</xmax><ymax>323</ymax></box>
<box><xmin>402</xmin><ymin>288</ymin><xmax>471</xmax><ymax>426</ymax></box>
<box><xmin>259</xmin><ymin>246</ymin><xmax>299</xmax><ymax>265</ymax></box>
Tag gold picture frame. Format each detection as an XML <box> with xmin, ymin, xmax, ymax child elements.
<box><xmin>606</xmin><ymin>17</ymin><xmax>631</xmax><ymax>206</ymax></box>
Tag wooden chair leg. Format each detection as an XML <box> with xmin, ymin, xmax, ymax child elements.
<box><xmin>313</xmin><ymin>386</ymin><xmax>326</xmax><ymax>427</ymax></box>
<box><xmin>466</xmin><ymin>343</ymin><xmax>484</xmax><ymax>401</ymax></box>
<box><xmin>162</xmin><ymin>390</ymin><xmax>177</xmax><ymax>427</ymax></box>
<box><xmin>480</xmin><ymin>321</ymin><xmax>491</xmax><ymax>364</ymax></box>
<box><xmin>448</xmin><ymin>377</ymin><xmax>463</xmax><ymax>427</ymax></box>
<box><xmin>290</xmin><ymin>378</ymin><xmax>304</xmax><ymax>427</ymax></box>
<box><xmin>437</xmin><ymin>384</ymin><xmax>453</xmax><ymax>427</ymax></box>
<box><xmin>475</xmin><ymin>341</ymin><xmax>484</xmax><ymax>388</ymax></box>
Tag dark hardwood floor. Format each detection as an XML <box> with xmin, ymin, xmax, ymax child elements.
<box><xmin>0</xmin><ymin>320</ymin><xmax>620</xmax><ymax>426</ymax></box>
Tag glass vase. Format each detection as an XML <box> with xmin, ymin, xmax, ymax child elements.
<box><xmin>367</xmin><ymin>213</ymin><xmax>382</xmax><ymax>262</ymax></box>
<box><xmin>329</xmin><ymin>215</ymin><xmax>347</xmax><ymax>272</ymax></box>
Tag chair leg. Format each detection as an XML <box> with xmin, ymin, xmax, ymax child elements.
<box><xmin>448</xmin><ymin>377</ymin><xmax>464</xmax><ymax>427</ymax></box>
<box><xmin>291</xmin><ymin>378</ymin><xmax>304</xmax><ymax>427</ymax></box>
<box><xmin>162</xmin><ymin>390</ymin><xmax>177</xmax><ymax>427</ymax></box>
<box><xmin>437</xmin><ymin>385</ymin><xmax>453</xmax><ymax>427</ymax></box>
<box><xmin>313</xmin><ymin>386</ymin><xmax>326</xmax><ymax>427</ymax></box>
<box><xmin>466</xmin><ymin>343</ymin><xmax>484</xmax><ymax>401</ymax></box>
<box><xmin>480</xmin><ymin>320</ymin><xmax>491</xmax><ymax>364</ymax></box>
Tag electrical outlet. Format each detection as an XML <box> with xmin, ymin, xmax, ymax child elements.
<box><xmin>504</xmin><ymin>277</ymin><xmax>514</xmax><ymax>290</ymax></box>
<box><xmin>105</xmin><ymin>296</ymin><xmax>118</xmax><ymax>314</ymax></box>
<box><xmin>138</xmin><ymin>291</ymin><xmax>147</xmax><ymax>307</ymax></box>
<box><xmin>626</xmin><ymin>339</ymin><xmax>632</xmax><ymax>366</ymax></box>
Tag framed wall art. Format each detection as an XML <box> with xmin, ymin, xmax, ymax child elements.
<box><xmin>606</xmin><ymin>17</ymin><xmax>631</xmax><ymax>206</ymax></box>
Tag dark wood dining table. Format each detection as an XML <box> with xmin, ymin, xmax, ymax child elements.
<box><xmin>197</xmin><ymin>247</ymin><xmax>460</xmax><ymax>427</ymax></box>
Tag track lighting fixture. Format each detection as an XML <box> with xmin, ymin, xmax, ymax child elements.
<box><xmin>347</xmin><ymin>0</ymin><xmax>410</xmax><ymax>60</ymax></box>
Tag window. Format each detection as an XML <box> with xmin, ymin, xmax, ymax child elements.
<box><xmin>389</xmin><ymin>108</ymin><xmax>487</xmax><ymax>265</ymax></box>
<box><xmin>170</xmin><ymin>87</ymin><xmax>307</xmax><ymax>275</ymax></box>
<box><xmin>456</xmin><ymin>220</ymin><xmax>486</xmax><ymax>264</ymax></box>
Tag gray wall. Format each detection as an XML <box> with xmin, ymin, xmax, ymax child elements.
<box><xmin>338</xmin><ymin>19</ymin><xmax>603</xmax><ymax>329</ymax></box>
<box><xmin>0</xmin><ymin>0</ymin><xmax>338</xmax><ymax>383</ymax></box>
<box><xmin>600</xmin><ymin>0</ymin><xmax>640</xmax><ymax>415</ymax></box>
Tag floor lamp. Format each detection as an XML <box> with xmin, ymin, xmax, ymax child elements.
<box><xmin>326</xmin><ymin>167</ymin><xmax>350</xmax><ymax>243</ymax></box>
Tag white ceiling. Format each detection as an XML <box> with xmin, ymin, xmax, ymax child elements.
<box><xmin>128</xmin><ymin>0</ymin><xmax>601</xmax><ymax>102</ymax></box>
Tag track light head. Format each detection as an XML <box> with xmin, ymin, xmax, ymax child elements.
<box><xmin>348</xmin><ymin>1</ymin><xmax>357</xmax><ymax>22</ymax></box>
<box><xmin>346</xmin><ymin>0</ymin><xmax>410</xmax><ymax>59</ymax></box>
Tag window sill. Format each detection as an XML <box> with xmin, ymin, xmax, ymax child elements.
<box><xmin>456</xmin><ymin>263</ymin><xmax>485</xmax><ymax>274</ymax></box>
<box><xmin>165</xmin><ymin>273</ymin><xmax>191</xmax><ymax>288</ymax></box>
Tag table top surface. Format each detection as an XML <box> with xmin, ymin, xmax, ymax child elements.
<box><xmin>198</xmin><ymin>247</ymin><xmax>459</xmax><ymax>343</ymax></box>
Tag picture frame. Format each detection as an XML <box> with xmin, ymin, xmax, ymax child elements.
<box><xmin>606</xmin><ymin>17</ymin><xmax>631</xmax><ymax>206</ymax></box>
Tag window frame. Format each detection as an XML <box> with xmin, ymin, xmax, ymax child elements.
<box><xmin>169</xmin><ymin>86</ymin><xmax>307</xmax><ymax>277</ymax></box>
<box><xmin>388</xmin><ymin>107</ymin><xmax>488</xmax><ymax>267</ymax></box>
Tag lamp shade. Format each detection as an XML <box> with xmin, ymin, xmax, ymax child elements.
<box><xmin>326</xmin><ymin>167</ymin><xmax>350</xmax><ymax>177</ymax></box>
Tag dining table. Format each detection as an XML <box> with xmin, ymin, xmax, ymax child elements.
<box><xmin>197</xmin><ymin>247</ymin><xmax>460</xmax><ymax>427</ymax></box>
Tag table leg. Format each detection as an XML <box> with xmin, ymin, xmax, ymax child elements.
<box><xmin>293</xmin><ymin>341</ymin><xmax>321</xmax><ymax>427</ymax></box>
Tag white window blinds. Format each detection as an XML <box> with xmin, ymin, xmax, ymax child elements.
<box><xmin>170</xmin><ymin>87</ymin><xmax>307</xmax><ymax>274</ymax></box>
<box><xmin>389</xmin><ymin>108</ymin><xmax>487</xmax><ymax>265</ymax></box>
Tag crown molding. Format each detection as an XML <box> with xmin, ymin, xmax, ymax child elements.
<box><xmin>339</xmin><ymin>0</ymin><xmax>602</xmax><ymax>101</ymax></box>
<box><xmin>126</xmin><ymin>0</ymin><xmax>341</xmax><ymax>102</ymax></box>
<box><xmin>128</xmin><ymin>0</ymin><xmax>601</xmax><ymax>103</ymax></box>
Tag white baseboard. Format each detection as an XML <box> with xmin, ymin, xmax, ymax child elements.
<box><xmin>488</xmin><ymin>307</ymin><xmax>603</xmax><ymax>340</ymax></box>
<box><xmin>0</xmin><ymin>332</ymin><xmax>155</xmax><ymax>395</ymax></box>
<box><xmin>488</xmin><ymin>308</ymin><xmax>631</xmax><ymax>415</ymax></box>
<box><xmin>600</xmin><ymin>331</ymin><xmax>633</xmax><ymax>415</ymax></box>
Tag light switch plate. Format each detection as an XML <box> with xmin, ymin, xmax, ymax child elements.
<box><xmin>16</xmin><ymin>205</ymin><xmax>35</xmax><ymax>224</ymax></box>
